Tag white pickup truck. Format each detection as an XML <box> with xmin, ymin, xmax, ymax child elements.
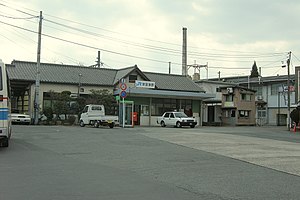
<box><xmin>157</xmin><ymin>111</ymin><xmax>197</xmax><ymax>128</ymax></box>
<box><xmin>79</xmin><ymin>104</ymin><xmax>119</xmax><ymax>128</ymax></box>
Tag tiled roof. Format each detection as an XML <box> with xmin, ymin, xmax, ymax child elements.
<box><xmin>144</xmin><ymin>72</ymin><xmax>204</xmax><ymax>92</ymax></box>
<box><xmin>7</xmin><ymin>60</ymin><xmax>204</xmax><ymax>92</ymax></box>
<box><xmin>209</xmin><ymin>74</ymin><xmax>295</xmax><ymax>84</ymax></box>
<box><xmin>7</xmin><ymin>60</ymin><xmax>117</xmax><ymax>86</ymax></box>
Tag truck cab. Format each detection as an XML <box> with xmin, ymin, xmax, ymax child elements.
<box><xmin>79</xmin><ymin>105</ymin><xmax>118</xmax><ymax>128</ymax></box>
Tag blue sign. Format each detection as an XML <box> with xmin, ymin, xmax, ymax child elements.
<box><xmin>120</xmin><ymin>90</ymin><xmax>127</xmax><ymax>98</ymax></box>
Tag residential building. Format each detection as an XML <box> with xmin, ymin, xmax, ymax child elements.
<box><xmin>220</xmin><ymin>86</ymin><xmax>256</xmax><ymax>126</ymax></box>
<box><xmin>209</xmin><ymin>74</ymin><xmax>296</xmax><ymax>126</ymax></box>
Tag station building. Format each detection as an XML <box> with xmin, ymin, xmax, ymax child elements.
<box><xmin>6</xmin><ymin>60</ymin><xmax>215</xmax><ymax>126</ymax></box>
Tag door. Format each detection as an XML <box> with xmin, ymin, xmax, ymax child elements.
<box><xmin>208</xmin><ymin>106</ymin><xmax>215</xmax><ymax>124</ymax></box>
<box><xmin>169</xmin><ymin>113</ymin><xmax>177</xmax><ymax>126</ymax></box>
<box><xmin>81</xmin><ymin>105</ymin><xmax>89</xmax><ymax>124</ymax></box>
<box><xmin>119</xmin><ymin>100</ymin><xmax>134</xmax><ymax>127</ymax></box>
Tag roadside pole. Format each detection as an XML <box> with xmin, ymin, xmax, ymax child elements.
<box><xmin>122</xmin><ymin>97</ymin><xmax>125</xmax><ymax>128</ymax></box>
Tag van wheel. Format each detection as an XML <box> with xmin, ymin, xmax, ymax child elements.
<box><xmin>109</xmin><ymin>123</ymin><xmax>114</xmax><ymax>128</ymax></box>
<box><xmin>94</xmin><ymin>121</ymin><xmax>99</xmax><ymax>128</ymax></box>
<box><xmin>2</xmin><ymin>138</ymin><xmax>9</xmax><ymax>147</ymax></box>
<box><xmin>190</xmin><ymin>125</ymin><xmax>195</xmax><ymax>128</ymax></box>
<box><xmin>161</xmin><ymin>121</ymin><xmax>166</xmax><ymax>127</ymax></box>
<box><xmin>79</xmin><ymin>120</ymin><xmax>85</xmax><ymax>127</ymax></box>
<box><xmin>176</xmin><ymin>121</ymin><xmax>181</xmax><ymax>128</ymax></box>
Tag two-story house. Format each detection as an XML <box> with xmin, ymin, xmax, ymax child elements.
<box><xmin>210</xmin><ymin>74</ymin><xmax>296</xmax><ymax>126</ymax></box>
<box><xmin>220</xmin><ymin>86</ymin><xmax>256</xmax><ymax>126</ymax></box>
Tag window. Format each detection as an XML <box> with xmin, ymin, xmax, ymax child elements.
<box><xmin>239</xmin><ymin>110</ymin><xmax>250</xmax><ymax>118</ymax></box>
<box><xmin>252</xmin><ymin>86</ymin><xmax>262</xmax><ymax>95</ymax></box>
<box><xmin>170</xmin><ymin>113</ymin><xmax>175</xmax><ymax>118</ymax></box>
<box><xmin>257</xmin><ymin>107</ymin><xmax>266</xmax><ymax>118</ymax></box>
<box><xmin>231</xmin><ymin>110</ymin><xmax>236</xmax><ymax>117</ymax></box>
<box><xmin>151</xmin><ymin>98</ymin><xmax>192</xmax><ymax>116</ymax></box>
<box><xmin>129</xmin><ymin>75</ymin><xmax>137</xmax><ymax>83</ymax></box>
<box><xmin>141</xmin><ymin>105</ymin><xmax>149</xmax><ymax>116</ymax></box>
<box><xmin>225</xmin><ymin>94</ymin><xmax>233</xmax><ymax>102</ymax></box>
<box><xmin>271</xmin><ymin>83</ymin><xmax>282</xmax><ymax>95</ymax></box>
<box><xmin>241</xmin><ymin>93</ymin><xmax>251</xmax><ymax>101</ymax></box>
<box><xmin>83</xmin><ymin>106</ymin><xmax>88</xmax><ymax>113</ymax></box>
<box><xmin>164</xmin><ymin>113</ymin><xmax>170</xmax><ymax>118</ymax></box>
<box><xmin>91</xmin><ymin>106</ymin><xmax>102</xmax><ymax>111</ymax></box>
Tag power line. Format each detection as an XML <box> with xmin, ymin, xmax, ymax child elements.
<box><xmin>0</xmin><ymin>13</ymin><xmax>38</xmax><ymax>20</ymax></box>
<box><xmin>0</xmin><ymin>2</ymin><xmax>288</xmax><ymax>63</ymax></box>
<box><xmin>0</xmin><ymin>19</ymin><xmax>182</xmax><ymax>66</ymax></box>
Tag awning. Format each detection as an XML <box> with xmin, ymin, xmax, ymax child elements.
<box><xmin>114</xmin><ymin>88</ymin><xmax>215</xmax><ymax>100</ymax></box>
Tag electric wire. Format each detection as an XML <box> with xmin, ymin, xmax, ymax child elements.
<box><xmin>0</xmin><ymin>1</ymin><xmax>287</xmax><ymax>64</ymax></box>
<box><xmin>0</xmin><ymin>1</ymin><xmax>296</xmax><ymax>73</ymax></box>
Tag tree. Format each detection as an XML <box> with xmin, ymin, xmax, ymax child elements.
<box><xmin>42</xmin><ymin>106</ymin><xmax>53</xmax><ymax>124</ymax></box>
<box><xmin>53</xmin><ymin>91</ymin><xmax>72</xmax><ymax>120</ymax></box>
<box><xmin>250</xmin><ymin>61</ymin><xmax>259</xmax><ymax>78</ymax></box>
<box><xmin>86</xmin><ymin>89</ymin><xmax>117</xmax><ymax>115</ymax></box>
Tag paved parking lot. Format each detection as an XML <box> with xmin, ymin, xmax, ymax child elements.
<box><xmin>139</xmin><ymin>126</ymin><xmax>300</xmax><ymax>176</ymax></box>
<box><xmin>1</xmin><ymin>125</ymin><xmax>300</xmax><ymax>200</ymax></box>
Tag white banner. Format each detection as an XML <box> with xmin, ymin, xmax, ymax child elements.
<box><xmin>135</xmin><ymin>80</ymin><xmax>155</xmax><ymax>88</ymax></box>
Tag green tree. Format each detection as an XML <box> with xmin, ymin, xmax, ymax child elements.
<box><xmin>250</xmin><ymin>61</ymin><xmax>259</xmax><ymax>78</ymax></box>
<box><xmin>86</xmin><ymin>89</ymin><xmax>117</xmax><ymax>115</ymax></box>
<box><xmin>53</xmin><ymin>91</ymin><xmax>72</xmax><ymax>120</ymax></box>
<box><xmin>42</xmin><ymin>106</ymin><xmax>53</xmax><ymax>124</ymax></box>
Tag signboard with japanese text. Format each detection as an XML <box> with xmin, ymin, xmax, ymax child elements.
<box><xmin>135</xmin><ymin>80</ymin><xmax>155</xmax><ymax>88</ymax></box>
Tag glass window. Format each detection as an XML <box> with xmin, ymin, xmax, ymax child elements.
<box><xmin>83</xmin><ymin>106</ymin><xmax>88</xmax><ymax>113</ymax></box>
<box><xmin>231</xmin><ymin>110</ymin><xmax>236</xmax><ymax>117</ymax></box>
<box><xmin>141</xmin><ymin>105</ymin><xmax>149</xmax><ymax>116</ymax></box>
<box><xmin>164</xmin><ymin>113</ymin><xmax>170</xmax><ymax>118</ymax></box>
<box><xmin>91</xmin><ymin>105</ymin><xmax>102</xmax><ymax>111</ymax></box>
<box><xmin>258</xmin><ymin>107</ymin><xmax>266</xmax><ymax>118</ymax></box>
<box><xmin>225</xmin><ymin>94</ymin><xmax>233</xmax><ymax>102</ymax></box>
<box><xmin>239</xmin><ymin>110</ymin><xmax>250</xmax><ymax>117</ymax></box>
<box><xmin>151</xmin><ymin>98</ymin><xmax>192</xmax><ymax>116</ymax></box>
<box><xmin>170</xmin><ymin>113</ymin><xmax>175</xmax><ymax>118</ymax></box>
<box><xmin>129</xmin><ymin>75</ymin><xmax>137</xmax><ymax>83</ymax></box>
<box><xmin>271</xmin><ymin>83</ymin><xmax>282</xmax><ymax>95</ymax></box>
<box><xmin>241</xmin><ymin>94</ymin><xmax>251</xmax><ymax>101</ymax></box>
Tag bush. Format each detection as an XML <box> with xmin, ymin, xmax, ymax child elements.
<box><xmin>43</xmin><ymin>107</ymin><xmax>53</xmax><ymax>122</ymax></box>
<box><xmin>67</xmin><ymin>115</ymin><xmax>76</xmax><ymax>125</ymax></box>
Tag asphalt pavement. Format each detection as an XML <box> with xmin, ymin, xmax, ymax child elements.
<box><xmin>1</xmin><ymin>125</ymin><xmax>300</xmax><ymax>200</ymax></box>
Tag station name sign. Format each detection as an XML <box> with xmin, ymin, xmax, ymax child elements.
<box><xmin>135</xmin><ymin>80</ymin><xmax>155</xmax><ymax>88</ymax></box>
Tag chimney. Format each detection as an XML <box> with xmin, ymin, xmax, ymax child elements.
<box><xmin>182</xmin><ymin>27</ymin><xmax>187</xmax><ymax>76</ymax></box>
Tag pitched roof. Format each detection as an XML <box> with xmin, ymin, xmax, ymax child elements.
<box><xmin>7</xmin><ymin>60</ymin><xmax>117</xmax><ymax>86</ymax></box>
<box><xmin>113</xmin><ymin>65</ymin><xmax>150</xmax><ymax>85</ymax></box>
<box><xmin>144</xmin><ymin>72</ymin><xmax>204</xmax><ymax>92</ymax></box>
<box><xmin>7</xmin><ymin>60</ymin><xmax>204</xmax><ymax>92</ymax></box>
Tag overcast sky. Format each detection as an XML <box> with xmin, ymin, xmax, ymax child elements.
<box><xmin>1</xmin><ymin>0</ymin><xmax>300</xmax><ymax>78</ymax></box>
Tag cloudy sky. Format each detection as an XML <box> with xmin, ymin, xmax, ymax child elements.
<box><xmin>1</xmin><ymin>0</ymin><xmax>300</xmax><ymax>78</ymax></box>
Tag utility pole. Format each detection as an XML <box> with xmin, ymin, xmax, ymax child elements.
<box><xmin>287</xmin><ymin>51</ymin><xmax>292</xmax><ymax>131</ymax></box>
<box><xmin>168</xmin><ymin>62</ymin><xmax>171</xmax><ymax>74</ymax></box>
<box><xmin>97</xmin><ymin>50</ymin><xmax>101</xmax><ymax>68</ymax></box>
<box><xmin>218</xmin><ymin>71</ymin><xmax>221</xmax><ymax>81</ymax></box>
<box><xmin>34</xmin><ymin>11</ymin><xmax>42</xmax><ymax>125</ymax></box>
